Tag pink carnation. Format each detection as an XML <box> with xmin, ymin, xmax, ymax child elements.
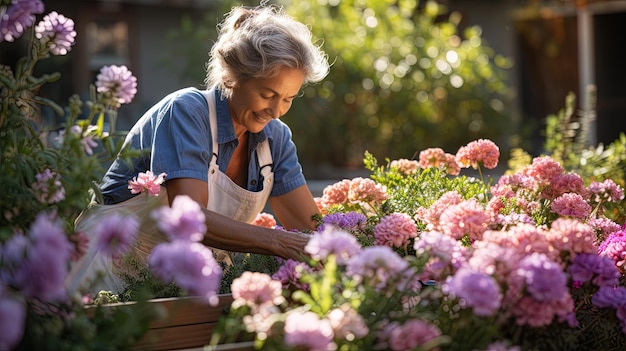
<box><xmin>455</xmin><ymin>139</ymin><xmax>500</xmax><ymax>169</ymax></box>
<box><xmin>390</xmin><ymin>158</ymin><xmax>419</xmax><ymax>175</ymax></box>
<box><xmin>251</xmin><ymin>212</ymin><xmax>277</xmax><ymax>228</ymax></box>
<box><xmin>231</xmin><ymin>271</ymin><xmax>284</xmax><ymax>308</ymax></box>
<box><xmin>439</xmin><ymin>199</ymin><xmax>490</xmax><ymax>241</ymax></box>
<box><xmin>415</xmin><ymin>190</ymin><xmax>463</xmax><ymax>230</ymax></box>
<box><xmin>348</xmin><ymin>177</ymin><xmax>388</xmax><ymax>205</ymax></box>
<box><xmin>541</xmin><ymin>172</ymin><xmax>587</xmax><ymax>200</ymax></box>
<box><xmin>320</xmin><ymin>179</ymin><xmax>351</xmax><ymax>207</ymax></box>
<box><xmin>374</xmin><ymin>212</ymin><xmax>418</xmax><ymax>248</ymax></box>
<box><xmin>418</xmin><ymin>148</ymin><xmax>446</xmax><ymax>169</ymax></box>
<box><xmin>550</xmin><ymin>193</ymin><xmax>592</xmax><ymax>220</ymax></box>
<box><xmin>523</xmin><ymin>156</ymin><xmax>564</xmax><ymax>185</ymax></box>
<box><xmin>548</xmin><ymin>218</ymin><xmax>597</xmax><ymax>261</ymax></box>
<box><xmin>128</xmin><ymin>170</ymin><xmax>166</xmax><ymax>196</ymax></box>
<box><xmin>587</xmin><ymin>179</ymin><xmax>625</xmax><ymax>203</ymax></box>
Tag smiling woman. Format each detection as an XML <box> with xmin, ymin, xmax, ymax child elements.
<box><xmin>67</xmin><ymin>2</ymin><xmax>331</xmax><ymax>296</ymax></box>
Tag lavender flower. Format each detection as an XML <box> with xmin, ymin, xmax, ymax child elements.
<box><xmin>151</xmin><ymin>194</ymin><xmax>205</xmax><ymax>242</ymax></box>
<box><xmin>31</xmin><ymin>168</ymin><xmax>65</xmax><ymax>204</ymax></box>
<box><xmin>592</xmin><ymin>285</ymin><xmax>626</xmax><ymax>309</ymax></box>
<box><xmin>0</xmin><ymin>0</ymin><xmax>44</xmax><ymax>42</ymax></box>
<box><xmin>346</xmin><ymin>246</ymin><xmax>410</xmax><ymax>291</ymax></box>
<box><xmin>284</xmin><ymin>311</ymin><xmax>335</xmax><ymax>351</ymax></box>
<box><xmin>272</xmin><ymin>258</ymin><xmax>312</xmax><ymax>291</ymax></box>
<box><xmin>34</xmin><ymin>11</ymin><xmax>76</xmax><ymax>55</ymax></box>
<box><xmin>95</xmin><ymin>65</ymin><xmax>137</xmax><ymax>107</ymax></box>
<box><xmin>94</xmin><ymin>213</ymin><xmax>139</xmax><ymax>259</ymax></box>
<box><xmin>12</xmin><ymin>213</ymin><xmax>72</xmax><ymax>301</ymax></box>
<box><xmin>517</xmin><ymin>253</ymin><xmax>568</xmax><ymax>302</ymax></box>
<box><xmin>305</xmin><ymin>225</ymin><xmax>362</xmax><ymax>264</ymax></box>
<box><xmin>318</xmin><ymin>211</ymin><xmax>367</xmax><ymax>232</ymax></box>
<box><xmin>0</xmin><ymin>287</ymin><xmax>26</xmax><ymax>351</ymax></box>
<box><xmin>445</xmin><ymin>267</ymin><xmax>502</xmax><ymax>316</ymax></box>
<box><xmin>149</xmin><ymin>241</ymin><xmax>222</xmax><ymax>305</ymax></box>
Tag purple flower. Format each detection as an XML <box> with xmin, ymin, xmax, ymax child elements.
<box><xmin>34</xmin><ymin>11</ymin><xmax>76</xmax><ymax>55</ymax></box>
<box><xmin>13</xmin><ymin>213</ymin><xmax>72</xmax><ymax>301</ymax></box>
<box><xmin>149</xmin><ymin>241</ymin><xmax>222</xmax><ymax>305</ymax></box>
<box><xmin>95</xmin><ymin>65</ymin><xmax>137</xmax><ymax>107</ymax></box>
<box><xmin>0</xmin><ymin>287</ymin><xmax>26</xmax><ymax>351</ymax></box>
<box><xmin>272</xmin><ymin>258</ymin><xmax>312</xmax><ymax>291</ymax></box>
<box><xmin>517</xmin><ymin>253</ymin><xmax>568</xmax><ymax>302</ymax></box>
<box><xmin>284</xmin><ymin>311</ymin><xmax>334</xmax><ymax>351</ymax></box>
<box><xmin>319</xmin><ymin>212</ymin><xmax>367</xmax><ymax>232</ymax></box>
<box><xmin>592</xmin><ymin>285</ymin><xmax>626</xmax><ymax>309</ymax></box>
<box><xmin>94</xmin><ymin>213</ymin><xmax>139</xmax><ymax>259</ymax></box>
<box><xmin>567</xmin><ymin>253</ymin><xmax>620</xmax><ymax>287</ymax></box>
<box><xmin>0</xmin><ymin>0</ymin><xmax>44</xmax><ymax>42</ymax></box>
<box><xmin>346</xmin><ymin>246</ymin><xmax>410</xmax><ymax>291</ymax></box>
<box><xmin>151</xmin><ymin>195</ymin><xmax>205</xmax><ymax>242</ymax></box>
<box><xmin>445</xmin><ymin>267</ymin><xmax>502</xmax><ymax>316</ymax></box>
<box><xmin>305</xmin><ymin>225</ymin><xmax>362</xmax><ymax>264</ymax></box>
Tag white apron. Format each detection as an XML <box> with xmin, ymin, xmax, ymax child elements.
<box><xmin>66</xmin><ymin>88</ymin><xmax>274</xmax><ymax>294</ymax></box>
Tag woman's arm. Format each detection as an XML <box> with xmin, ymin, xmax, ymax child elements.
<box><xmin>269</xmin><ymin>184</ymin><xmax>320</xmax><ymax>231</ymax></box>
<box><xmin>165</xmin><ymin>177</ymin><xmax>311</xmax><ymax>261</ymax></box>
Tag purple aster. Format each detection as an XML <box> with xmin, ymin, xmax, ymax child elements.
<box><xmin>318</xmin><ymin>211</ymin><xmax>367</xmax><ymax>232</ymax></box>
<box><xmin>305</xmin><ymin>225</ymin><xmax>362</xmax><ymax>264</ymax></box>
<box><xmin>95</xmin><ymin>65</ymin><xmax>138</xmax><ymax>107</ymax></box>
<box><xmin>284</xmin><ymin>311</ymin><xmax>334</xmax><ymax>351</ymax></box>
<box><xmin>272</xmin><ymin>258</ymin><xmax>312</xmax><ymax>291</ymax></box>
<box><xmin>517</xmin><ymin>252</ymin><xmax>568</xmax><ymax>302</ymax></box>
<box><xmin>567</xmin><ymin>253</ymin><xmax>620</xmax><ymax>287</ymax></box>
<box><xmin>94</xmin><ymin>213</ymin><xmax>139</xmax><ymax>259</ymax></box>
<box><xmin>12</xmin><ymin>212</ymin><xmax>72</xmax><ymax>301</ymax></box>
<box><xmin>151</xmin><ymin>195</ymin><xmax>206</xmax><ymax>242</ymax></box>
<box><xmin>34</xmin><ymin>11</ymin><xmax>76</xmax><ymax>55</ymax></box>
<box><xmin>148</xmin><ymin>241</ymin><xmax>222</xmax><ymax>305</ymax></box>
<box><xmin>445</xmin><ymin>267</ymin><xmax>502</xmax><ymax>316</ymax></box>
<box><xmin>0</xmin><ymin>287</ymin><xmax>26</xmax><ymax>351</ymax></box>
<box><xmin>0</xmin><ymin>0</ymin><xmax>44</xmax><ymax>42</ymax></box>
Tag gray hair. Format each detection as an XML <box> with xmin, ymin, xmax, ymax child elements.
<box><xmin>205</xmin><ymin>3</ymin><xmax>330</xmax><ymax>97</ymax></box>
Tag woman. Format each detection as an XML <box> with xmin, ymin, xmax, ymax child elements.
<box><xmin>67</xmin><ymin>3</ymin><xmax>330</xmax><ymax>294</ymax></box>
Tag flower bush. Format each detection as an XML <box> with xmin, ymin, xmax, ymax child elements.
<box><xmin>0</xmin><ymin>1</ymin><xmax>223</xmax><ymax>350</ymax></box>
<box><xmin>211</xmin><ymin>138</ymin><xmax>626</xmax><ymax>351</ymax></box>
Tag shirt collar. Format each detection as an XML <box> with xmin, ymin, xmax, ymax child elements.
<box><xmin>215</xmin><ymin>90</ymin><xmax>271</xmax><ymax>145</ymax></box>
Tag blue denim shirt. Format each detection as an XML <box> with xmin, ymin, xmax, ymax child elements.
<box><xmin>100</xmin><ymin>88</ymin><xmax>306</xmax><ymax>204</ymax></box>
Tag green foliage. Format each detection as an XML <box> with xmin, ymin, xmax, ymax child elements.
<box><xmin>284</xmin><ymin>0</ymin><xmax>514</xmax><ymax>168</ymax></box>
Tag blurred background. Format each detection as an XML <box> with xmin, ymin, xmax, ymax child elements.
<box><xmin>2</xmin><ymin>0</ymin><xmax>625</xmax><ymax>182</ymax></box>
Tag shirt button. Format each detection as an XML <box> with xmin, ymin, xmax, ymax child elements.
<box><xmin>251</xmin><ymin>180</ymin><xmax>257</xmax><ymax>185</ymax></box>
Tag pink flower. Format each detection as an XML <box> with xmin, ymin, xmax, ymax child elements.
<box><xmin>128</xmin><ymin>170</ymin><xmax>166</xmax><ymax>196</ymax></box>
<box><xmin>381</xmin><ymin>319</ymin><xmax>442</xmax><ymax>351</ymax></box>
<box><xmin>68</xmin><ymin>230</ymin><xmax>89</xmax><ymax>262</ymax></box>
<box><xmin>284</xmin><ymin>311</ymin><xmax>335</xmax><ymax>351</ymax></box>
<box><xmin>588</xmin><ymin>179</ymin><xmax>625</xmax><ymax>203</ymax></box>
<box><xmin>415</xmin><ymin>190</ymin><xmax>463</xmax><ymax>230</ymax></box>
<box><xmin>439</xmin><ymin>199</ymin><xmax>490</xmax><ymax>241</ymax></box>
<box><xmin>94</xmin><ymin>213</ymin><xmax>139</xmax><ymax>260</ymax></box>
<box><xmin>231</xmin><ymin>272</ymin><xmax>284</xmax><ymax>308</ymax></box>
<box><xmin>541</xmin><ymin>172</ymin><xmax>587</xmax><ymax>200</ymax></box>
<box><xmin>251</xmin><ymin>212</ymin><xmax>277</xmax><ymax>228</ymax></box>
<box><xmin>374</xmin><ymin>212</ymin><xmax>418</xmax><ymax>248</ymax></box>
<box><xmin>95</xmin><ymin>65</ymin><xmax>138</xmax><ymax>107</ymax></box>
<box><xmin>418</xmin><ymin>147</ymin><xmax>447</xmax><ymax>169</ymax></box>
<box><xmin>149</xmin><ymin>241</ymin><xmax>222</xmax><ymax>305</ymax></box>
<box><xmin>327</xmin><ymin>304</ymin><xmax>369</xmax><ymax>340</ymax></box>
<box><xmin>455</xmin><ymin>139</ymin><xmax>500</xmax><ymax>169</ymax></box>
<box><xmin>348</xmin><ymin>177</ymin><xmax>388</xmax><ymax>205</ymax></box>
<box><xmin>152</xmin><ymin>195</ymin><xmax>206</xmax><ymax>242</ymax></box>
<box><xmin>523</xmin><ymin>156</ymin><xmax>564</xmax><ymax>186</ymax></box>
<box><xmin>550</xmin><ymin>193</ymin><xmax>592</xmax><ymax>220</ymax></box>
<box><xmin>548</xmin><ymin>218</ymin><xmax>597</xmax><ymax>261</ymax></box>
<box><xmin>346</xmin><ymin>246</ymin><xmax>410</xmax><ymax>291</ymax></box>
<box><xmin>272</xmin><ymin>259</ymin><xmax>312</xmax><ymax>291</ymax></box>
<box><xmin>320</xmin><ymin>179</ymin><xmax>351</xmax><ymax>207</ymax></box>
<box><xmin>390</xmin><ymin>158</ymin><xmax>419</xmax><ymax>175</ymax></box>
<box><xmin>31</xmin><ymin>168</ymin><xmax>65</xmax><ymax>204</ymax></box>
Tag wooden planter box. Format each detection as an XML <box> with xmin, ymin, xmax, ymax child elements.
<box><xmin>87</xmin><ymin>294</ymin><xmax>254</xmax><ymax>351</ymax></box>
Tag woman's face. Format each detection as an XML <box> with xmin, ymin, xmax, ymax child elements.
<box><xmin>228</xmin><ymin>67</ymin><xmax>305</xmax><ymax>134</ymax></box>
